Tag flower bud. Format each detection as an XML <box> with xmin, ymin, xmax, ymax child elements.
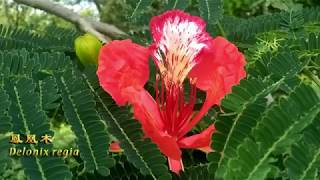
<box><xmin>108</xmin><ymin>141</ymin><xmax>123</xmax><ymax>153</ymax></box>
<box><xmin>74</xmin><ymin>33</ymin><xmax>102</xmax><ymax>65</ymax></box>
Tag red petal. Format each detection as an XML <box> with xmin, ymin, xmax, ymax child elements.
<box><xmin>97</xmin><ymin>39</ymin><xmax>150</xmax><ymax>105</ymax></box>
<box><xmin>151</xmin><ymin>133</ymin><xmax>181</xmax><ymax>161</ymax></box>
<box><xmin>168</xmin><ymin>157</ymin><xmax>184</xmax><ymax>174</ymax></box>
<box><xmin>179</xmin><ymin>38</ymin><xmax>245</xmax><ymax>136</ymax></box>
<box><xmin>178</xmin><ymin>125</ymin><xmax>215</xmax><ymax>152</ymax></box>
<box><xmin>189</xmin><ymin>37</ymin><xmax>246</xmax><ymax>106</ymax></box>
<box><xmin>127</xmin><ymin>88</ymin><xmax>182</xmax><ymax>160</ymax></box>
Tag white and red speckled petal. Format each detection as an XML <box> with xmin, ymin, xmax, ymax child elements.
<box><xmin>150</xmin><ymin>10</ymin><xmax>208</xmax><ymax>44</ymax></box>
<box><xmin>150</xmin><ymin>10</ymin><xmax>212</xmax><ymax>85</ymax></box>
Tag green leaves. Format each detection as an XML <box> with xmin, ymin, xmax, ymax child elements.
<box><xmin>0</xmin><ymin>49</ymin><xmax>71</xmax><ymax>77</ymax></box>
<box><xmin>285</xmin><ymin>118</ymin><xmax>320</xmax><ymax>180</ymax></box>
<box><xmin>0</xmin><ymin>25</ymin><xmax>79</xmax><ymax>52</ymax></box>
<box><xmin>0</xmin><ymin>89</ymin><xmax>11</xmax><ymax>133</ymax></box>
<box><xmin>165</xmin><ymin>0</ymin><xmax>190</xmax><ymax>10</ymax></box>
<box><xmin>226</xmin><ymin>84</ymin><xmax>320</xmax><ymax>180</ymax></box>
<box><xmin>0</xmin><ymin>89</ymin><xmax>11</xmax><ymax>175</ymax></box>
<box><xmin>209</xmin><ymin>49</ymin><xmax>306</xmax><ymax>178</ymax></box>
<box><xmin>56</xmin><ymin>69</ymin><xmax>114</xmax><ymax>176</ymax></box>
<box><xmin>0</xmin><ymin>134</ymin><xmax>11</xmax><ymax>175</ymax></box>
<box><xmin>0</xmin><ymin>48</ymin><xmax>115</xmax><ymax>178</ymax></box>
<box><xmin>38</xmin><ymin>77</ymin><xmax>60</xmax><ymax>111</ymax></box>
<box><xmin>129</xmin><ymin>0</ymin><xmax>152</xmax><ymax>20</ymax></box>
<box><xmin>3</xmin><ymin>77</ymin><xmax>72</xmax><ymax>180</ymax></box>
<box><xmin>198</xmin><ymin>0</ymin><xmax>224</xmax><ymax>25</ymax></box>
<box><xmin>280</xmin><ymin>10</ymin><xmax>304</xmax><ymax>32</ymax></box>
<box><xmin>180</xmin><ymin>164</ymin><xmax>211</xmax><ymax>179</ymax></box>
<box><xmin>208</xmin><ymin>79</ymin><xmax>270</xmax><ymax>177</ymax></box>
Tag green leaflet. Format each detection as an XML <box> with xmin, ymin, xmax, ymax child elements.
<box><xmin>81</xmin><ymin>68</ymin><xmax>171</xmax><ymax>180</ymax></box>
<box><xmin>198</xmin><ymin>0</ymin><xmax>223</xmax><ymax>25</ymax></box>
<box><xmin>3</xmin><ymin>77</ymin><xmax>72</xmax><ymax>180</ymax></box>
<box><xmin>213</xmin><ymin>7</ymin><xmax>320</xmax><ymax>43</ymax></box>
<box><xmin>0</xmin><ymin>49</ymin><xmax>72</xmax><ymax>78</ymax></box>
<box><xmin>226</xmin><ymin>84</ymin><xmax>320</xmax><ymax>180</ymax></box>
<box><xmin>165</xmin><ymin>0</ymin><xmax>190</xmax><ymax>10</ymax></box>
<box><xmin>179</xmin><ymin>164</ymin><xmax>211</xmax><ymax>180</ymax></box>
<box><xmin>38</xmin><ymin>77</ymin><xmax>60</xmax><ymax>111</ymax></box>
<box><xmin>208</xmin><ymin>49</ymin><xmax>306</xmax><ymax>178</ymax></box>
<box><xmin>108</xmin><ymin>156</ymin><xmax>144</xmax><ymax>179</ymax></box>
<box><xmin>55</xmin><ymin>69</ymin><xmax>114</xmax><ymax>176</ymax></box>
<box><xmin>0</xmin><ymin>135</ymin><xmax>11</xmax><ymax>176</ymax></box>
<box><xmin>297</xmin><ymin>33</ymin><xmax>320</xmax><ymax>58</ymax></box>
<box><xmin>0</xmin><ymin>49</ymin><xmax>114</xmax><ymax>178</ymax></box>
<box><xmin>0</xmin><ymin>24</ymin><xmax>79</xmax><ymax>52</ymax></box>
<box><xmin>280</xmin><ymin>9</ymin><xmax>304</xmax><ymax>32</ymax></box>
<box><xmin>0</xmin><ymin>88</ymin><xmax>12</xmax><ymax>175</ymax></box>
<box><xmin>0</xmin><ymin>50</ymin><xmax>36</xmax><ymax>77</ymax></box>
<box><xmin>129</xmin><ymin>0</ymin><xmax>152</xmax><ymax>20</ymax></box>
<box><xmin>0</xmin><ymin>89</ymin><xmax>11</xmax><ymax>133</ymax></box>
<box><xmin>285</xmin><ymin>116</ymin><xmax>320</xmax><ymax>180</ymax></box>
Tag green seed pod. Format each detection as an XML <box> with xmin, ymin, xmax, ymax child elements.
<box><xmin>74</xmin><ymin>33</ymin><xmax>102</xmax><ymax>65</ymax></box>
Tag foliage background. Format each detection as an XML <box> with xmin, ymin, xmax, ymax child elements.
<box><xmin>0</xmin><ymin>0</ymin><xmax>320</xmax><ymax>179</ymax></box>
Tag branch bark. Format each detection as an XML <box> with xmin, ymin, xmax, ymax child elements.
<box><xmin>14</xmin><ymin>0</ymin><xmax>127</xmax><ymax>43</ymax></box>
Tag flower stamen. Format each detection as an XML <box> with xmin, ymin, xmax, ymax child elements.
<box><xmin>155</xmin><ymin>74</ymin><xmax>198</xmax><ymax>137</ymax></box>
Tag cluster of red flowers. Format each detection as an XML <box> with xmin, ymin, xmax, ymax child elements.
<box><xmin>97</xmin><ymin>10</ymin><xmax>246</xmax><ymax>174</ymax></box>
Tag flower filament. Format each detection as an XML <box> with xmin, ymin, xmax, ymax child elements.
<box><xmin>155</xmin><ymin>74</ymin><xmax>198</xmax><ymax>138</ymax></box>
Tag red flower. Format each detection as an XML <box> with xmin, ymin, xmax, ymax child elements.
<box><xmin>97</xmin><ymin>10</ymin><xmax>246</xmax><ymax>174</ymax></box>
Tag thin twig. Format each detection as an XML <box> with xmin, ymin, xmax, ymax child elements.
<box><xmin>14</xmin><ymin>0</ymin><xmax>127</xmax><ymax>43</ymax></box>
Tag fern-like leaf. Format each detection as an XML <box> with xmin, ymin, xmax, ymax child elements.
<box><xmin>297</xmin><ymin>33</ymin><xmax>320</xmax><ymax>58</ymax></box>
<box><xmin>208</xmin><ymin>50</ymin><xmax>306</xmax><ymax>178</ymax></box>
<box><xmin>0</xmin><ymin>88</ymin><xmax>12</xmax><ymax>175</ymax></box>
<box><xmin>280</xmin><ymin>10</ymin><xmax>304</xmax><ymax>32</ymax></box>
<box><xmin>55</xmin><ymin>69</ymin><xmax>114</xmax><ymax>176</ymax></box>
<box><xmin>0</xmin><ymin>50</ymin><xmax>36</xmax><ymax>77</ymax></box>
<box><xmin>177</xmin><ymin>164</ymin><xmax>211</xmax><ymax>180</ymax></box>
<box><xmin>38</xmin><ymin>77</ymin><xmax>60</xmax><ymax>111</ymax></box>
<box><xmin>0</xmin><ymin>50</ymin><xmax>71</xmax><ymax>77</ymax></box>
<box><xmin>3</xmin><ymin>76</ymin><xmax>72</xmax><ymax>180</ymax></box>
<box><xmin>284</xmin><ymin>117</ymin><xmax>320</xmax><ymax>180</ymax></box>
<box><xmin>129</xmin><ymin>0</ymin><xmax>152</xmax><ymax>20</ymax></box>
<box><xmin>108</xmin><ymin>155</ymin><xmax>146</xmax><ymax>180</ymax></box>
<box><xmin>0</xmin><ymin>89</ymin><xmax>11</xmax><ymax>133</ymax></box>
<box><xmin>0</xmin><ymin>25</ymin><xmax>78</xmax><ymax>52</ymax></box>
<box><xmin>198</xmin><ymin>0</ymin><xmax>223</xmax><ymax>25</ymax></box>
<box><xmin>0</xmin><ymin>134</ymin><xmax>11</xmax><ymax>175</ymax></box>
<box><xmin>226</xmin><ymin>84</ymin><xmax>320</xmax><ymax>180</ymax></box>
<box><xmin>165</xmin><ymin>0</ymin><xmax>190</xmax><ymax>10</ymax></box>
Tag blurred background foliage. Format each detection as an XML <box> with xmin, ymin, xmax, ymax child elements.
<box><xmin>1</xmin><ymin>0</ymin><xmax>319</xmax><ymax>33</ymax></box>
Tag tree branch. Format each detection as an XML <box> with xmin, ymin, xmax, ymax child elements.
<box><xmin>13</xmin><ymin>0</ymin><xmax>127</xmax><ymax>43</ymax></box>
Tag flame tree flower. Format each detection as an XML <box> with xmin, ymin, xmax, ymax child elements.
<box><xmin>97</xmin><ymin>10</ymin><xmax>246</xmax><ymax>174</ymax></box>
